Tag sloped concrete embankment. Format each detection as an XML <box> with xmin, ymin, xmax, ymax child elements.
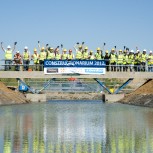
<box><xmin>0</xmin><ymin>82</ymin><xmax>29</xmax><ymax>105</ymax></box>
<box><xmin>118</xmin><ymin>79</ymin><xmax>153</xmax><ymax>107</ymax></box>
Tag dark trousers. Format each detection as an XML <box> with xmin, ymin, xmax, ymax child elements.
<box><xmin>39</xmin><ymin>60</ymin><xmax>44</xmax><ymax>71</ymax></box>
<box><xmin>23</xmin><ymin>60</ymin><xmax>29</xmax><ymax>71</ymax></box>
<box><xmin>110</xmin><ymin>62</ymin><xmax>116</xmax><ymax>71</ymax></box>
<box><xmin>5</xmin><ymin>60</ymin><xmax>12</xmax><ymax>71</ymax></box>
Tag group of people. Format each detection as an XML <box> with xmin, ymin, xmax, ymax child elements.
<box><xmin>1</xmin><ymin>42</ymin><xmax>153</xmax><ymax>72</ymax></box>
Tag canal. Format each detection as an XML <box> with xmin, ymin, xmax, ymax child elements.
<box><xmin>0</xmin><ymin>101</ymin><xmax>153</xmax><ymax>153</ymax></box>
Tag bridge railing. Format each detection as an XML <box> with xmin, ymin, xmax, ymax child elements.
<box><xmin>0</xmin><ymin>59</ymin><xmax>152</xmax><ymax>72</ymax></box>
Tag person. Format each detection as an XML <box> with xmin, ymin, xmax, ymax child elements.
<box><xmin>46</xmin><ymin>47</ymin><xmax>55</xmax><ymax>60</ymax></box>
<box><xmin>141</xmin><ymin>49</ymin><xmax>148</xmax><ymax>71</ymax></box>
<box><xmin>117</xmin><ymin>50</ymin><xmax>124</xmax><ymax>71</ymax></box>
<box><xmin>134</xmin><ymin>50</ymin><xmax>141</xmax><ymax>71</ymax></box>
<box><xmin>31</xmin><ymin>48</ymin><xmax>39</xmax><ymax>71</ymax></box>
<box><xmin>88</xmin><ymin>51</ymin><xmax>95</xmax><ymax>59</ymax></box>
<box><xmin>55</xmin><ymin>48</ymin><xmax>61</xmax><ymax>60</ymax></box>
<box><xmin>74</xmin><ymin>43</ymin><xmax>83</xmax><ymax>60</ymax></box>
<box><xmin>95</xmin><ymin>47</ymin><xmax>103</xmax><ymax>60</ymax></box>
<box><xmin>82</xmin><ymin>47</ymin><xmax>88</xmax><ymax>60</ymax></box>
<box><xmin>61</xmin><ymin>49</ymin><xmax>68</xmax><ymax>60</ymax></box>
<box><xmin>147</xmin><ymin>51</ymin><xmax>153</xmax><ymax>72</ymax></box>
<box><xmin>67</xmin><ymin>49</ymin><xmax>74</xmax><ymax>60</ymax></box>
<box><xmin>1</xmin><ymin>42</ymin><xmax>17</xmax><ymax>71</ymax></box>
<box><xmin>104</xmin><ymin>50</ymin><xmax>110</xmax><ymax>71</ymax></box>
<box><xmin>14</xmin><ymin>51</ymin><xmax>22</xmax><ymax>71</ymax></box>
<box><xmin>123</xmin><ymin>50</ymin><xmax>129</xmax><ymax>71</ymax></box>
<box><xmin>109</xmin><ymin>48</ymin><xmax>117</xmax><ymax>71</ymax></box>
<box><xmin>128</xmin><ymin>50</ymin><xmax>134</xmax><ymax>72</ymax></box>
<box><xmin>39</xmin><ymin>47</ymin><xmax>46</xmax><ymax>71</ymax></box>
<box><xmin>23</xmin><ymin>46</ymin><xmax>30</xmax><ymax>71</ymax></box>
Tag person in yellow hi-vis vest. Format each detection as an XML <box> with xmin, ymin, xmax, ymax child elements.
<box><xmin>1</xmin><ymin>42</ymin><xmax>17</xmax><ymax>71</ymax></box>
<box><xmin>55</xmin><ymin>48</ymin><xmax>61</xmax><ymax>60</ymax></box>
<box><xmin>82</xmin><ymin>47</ymin><xmax>89</xmax><ymax>60</ymax></box>
<box><xmin>147</xmin><ymin>51</ymin><xmax>153</xmax><ymax>72</ymax></box>
<box><xmin>23</xmin><ymin>46</ymin><xmax>30</xmax><ymax>71</ymax></box>
<box><xmin>141</xmin><ymin>49</ymin><xmax>148</xmax><ymax>71</ymax></box>
<box><xmin>39</xmin><ymin>47</ymin><xmax>46</xmax><ymax>71</ymax></box>
<box><xmin>128</xmin><ymin>50</ymin><xmax>135</xmax><ymax>72</ymax></box>
<box><xmin>67</xmin><ymin>49</ymin><xmax>74</xmax><ymax>60</ymax></box>
<box><xmin>88</xmin><ymin>50</ymin><xmax>95</xmax><ymax>59</ymax></box>
<box><xmin>61</xmin><ymin>49</ymin><xmax>68</xmax><ymax>60</ymax></box>
<box><xmin>31</xmin><ymin>48</ymin><xmax>39</xmax><ymax>71</ymax></box>
<box><xmin>74</xmin><ymin>42</ymin><xmax>83</xmax><ymax>60</ymax></box>
<box><xmin>95</xmin><ymin>47</ymin><xmax>103</xmax><ymax>60</ymax></box>
<box><xmin>117</xmin><ymin>50</ymin><xmax>124</xmax><ymax>71</ymax></box>
<box><xmin>46</xmin><ymin>47</ymin><xmax>55</xmax><ymax>60</ymax></box>
<box><xmin>109</xmin><ymin>48</ymin><xmax>117</xmax><ymax>71</ymax></box>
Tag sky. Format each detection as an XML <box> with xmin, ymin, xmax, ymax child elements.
<box><xmin>0</xmin><ymin>0</ymin><xmax>153</xmax><ymax>56</ymax></box>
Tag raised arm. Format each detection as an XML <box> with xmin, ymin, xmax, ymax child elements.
<box><xmin>1</xmin><ymin>42</ymin><xmax>5</xmax><ymax>52</ymax></box>
<box><xmin>12</xmin><ymin>42</ymin><xmax>17</xmax><ymax>52</ymax></box>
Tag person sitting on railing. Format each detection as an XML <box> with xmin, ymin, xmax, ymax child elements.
<box><xmin>128</xmin><ymin>50</ymin><xmax>134</xmax><ymax>72</ymax></box>
<box><xmin>104</xmin><ymin>50</ymin><xmax>110</xmax><ymax>71</ymax></box>
<box><xmin>109</xmin><ymin>48</ymin><xmax>117</xmax><ymax>71</ymax></box>
<box><xmin>140</xmin><ymin>49</ymin><xmax>148</xmax><ymax>71</ymax></box>
<box><xmin>117</xmin><ymin>50</ymin><xmax>124</xmax><ymax>71</ymax></box>
<box><xmin>147</xmin><ymin>51</ymin><xmax>153</xmax><ymax>72</ymax></box>
<box><xmin>31</xmin><ymin>48</ymin><xmax>39</xmax><ymax>71</ymax></box>
<box><xmin>14</xmin><ymin>51</ymin><xmax>22</xmax><ymax>71</ymax></box>
<box><xmin>23</xmin><ymin>46</ymin><xmax>30</xmax><ymax>71</ymax></box>
<box><xmin>123</xmin><ymin>50</ymin><xmax>128</xmax><ymax>71</ymax></box>
<box><xmin>1</xmin><ymin>42</ymin><xmax>17</xmax><ymax>71</ymax></box>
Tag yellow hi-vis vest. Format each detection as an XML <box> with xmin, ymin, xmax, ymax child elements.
<box><xmin>47</xmin><ymin>52</ymin><xmax>55</xmax><ymax>59</ymax></box>
<box><xmin>123</xmin><ymin>55</ymin><xmax>128</xmax><ymax>65</ymax></box>
<box><xmin>89</xmin><ymin>55</ymin><xmax>95</xmax><ymax>60</ymax></box>
<box><xmin>61</xmin><ymin>54</ymin><xmax>68</xmax><ymax>60</ymax></box>
<box><xmin>33</xmin><ymin>53</ymin><xmax>39</xmax><ymax>64</ymax></box>
<box><xmin>134</xmin><ymin>55</ymin><xmax>140</xmax><ymax>64</ymax></box>
<box><xmin>128</xmin><ymin>54</ymin><xmax>134</xmax><ymax>64</ymax></box>
<box><xmin>95</xmin><ymin>53</ymin><xmax>102</xmax><ymax>60</ymax></box>
<box><xmin>68</xmin><ymin>54</ymin><xmax>74</xmax><ymax>60</ymax></box>
<box><xmin>23</xmin><ymin>52</ymin><xmax>29</xmax><ymax>60</ymax></box>
<box><xmin>148</xmin><ymin>55</ymin><xmax>153</xmax><ymax>65</ymax></box>
<box><xmin>39</xmin><ymin>52</ymin><xmax>46</xmax><ymax>61</ymax></box>
<box><xmin>141</xmin><ymin>54</ymin><xmax>147</xmax><ymax>62</ymax></box>
<box><xmin>117</xmin><ymin>54</ymin><xmax>123</xmax><ymax>64</ymax></box>
<box><xmin>110</xmin><ymin>54</ymin><xmax>116</xmax><ymax>63</ymax></box>
<box><xmin>75</xmin><ymin>51</ymin><xmax>82</xmax><ymax>59</ymax></box>
<box><xmin>55</xmin><ymin>54</ymin><xmax>61</xmax><ymax>60</ymax></box>
<box><xmin>5</xmin><ymin>50</ymin><xmax>12</xmax><ymax>60</ymax></box>
<box><xmin>83</xmin><ymin>52</ymin><xmax>88</xmax><ymax>59</ymax></box>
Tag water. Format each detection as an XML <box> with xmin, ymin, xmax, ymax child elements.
<box><xmin>0</xmin><ymin>101</ymin><xmax>153</xmax><ymax>153</ymax></box>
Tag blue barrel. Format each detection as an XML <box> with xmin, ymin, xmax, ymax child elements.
<box><xmin>18</xmin><ymin>84</ymin><xmax>28</xmax><ymax>92</ymax></box>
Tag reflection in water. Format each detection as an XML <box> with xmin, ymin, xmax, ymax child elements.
<box><xmin>0</xmin><ymin>101</ymin><xmax>153</xmax><ymax>153</ymax></box>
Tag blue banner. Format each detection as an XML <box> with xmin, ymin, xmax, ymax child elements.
<box><xmin>44</xmin><ymin>60</ymin><xmax>106</xmax><ymax>68</ymax></box>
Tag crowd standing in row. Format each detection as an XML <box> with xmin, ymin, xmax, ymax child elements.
<box><xmin>1</xmin><ymin>42</ymin><xmax>153</xmax><ymax>72</ymax></box>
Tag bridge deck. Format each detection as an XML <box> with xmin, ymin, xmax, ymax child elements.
<box><xmin>0</xmin><ymin>71</ymin><xmax>153</xmax><ymax>79</ymax></box>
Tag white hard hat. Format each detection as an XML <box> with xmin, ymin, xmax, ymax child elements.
<box><xmin>150</xmin><ymin>50</ymin><xmax>152</xmax><ymax>53</ymax></box>
<box><xmin>130</xmin><ymin>50</ymin><xmax>134</xmax><ymax>53</ymax></box>
<box><xmin>16</xmin><ymin>51</ymin><xmax>20</xmax><ymax>53</ymax></box>
<box><xmin>7</xmin><ymin>45</ymin><xmax>11</xmax><ymax>49</ymax></box>
<box><xmin>24</xmin><ymin>46</ymin><xmax>28</xmax><ymax>50</ymax></box>
<box><xmin>137</xmin><ymin>50</ymin><xmax>140</xmax><ymax>52</ymax></box>
<box><xmin>143</xmin><ymin>49</ymin><xmax>147</xmax><ymax>52</ymax></box>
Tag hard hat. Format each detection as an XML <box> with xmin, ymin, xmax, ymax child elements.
<box><xmin>111</xmin><ymin>48</ymin><xmax>115</xmax><ymax>51</ymax></box>
<box><xmin>50</xmin><ymin>47</ymin><xmax>54</xmax><ymax>50</ymax></box>
<box><xmin>7</xmin><ymin>45</ymin><xmax>11</xmax><ymax>49</ymax></box>
<box><xmin>63</xmin><ymin>49</ymin><xmax>67</xmax><ymax>52</ymax></box>
<box><xmin>119</xmin><ymin>49</ymin><xmax>122</xmax><ymax>52</ymax></box>
<box><xmin>105</xmin><ymin>50</ymin><xmax>109</xmax><ymax>53</ymax></box>
<box><xmin>97</xmin><ymin>47</ymin><xmax>101</xmax><ymax>51</ymax></box>
<box><xmin>137</xmin><ymin>50</ymin><xmax>140</xmax><ymax>52</ymax></box>
<box><xmin>124</xmin><ymin>50</ymin><xmax>127</xmax><ymax>53</ymax></box>
<box><xmin>16</xmin><ymin>51</ymin><xmax>20</xmax><ymax>53</ymax></box>
<box><xmin>130</xmin><ymin>50</ymin><xmax>134</xmax><ymax>53</ymax></box>
<box><xmin>24</xmin><ymin>46</ymin><xmax>28</xmax><ymax>50</ymax></box>
<box><xmin>79</xmin><ymin>45</ymin><xmax>82</xmax><ymax>48</ymax></box>
<box><xmin>85</xmin><ymin>47</ymin><xmax>88</xmax><ymax>50</ymax></box>
<box><xmin>90</xmin><ymin>50</ymin><xmax>93</xmax><ymax>53</ymax></box>
<box><xmin>41</xmin><ymin>47</ymin><xmax>45</xmax><ymax>50</ymax></box>
<box><xmin>150</xmin><ymin>50</ymin><xmax>152</xmax><ymax>53</ymax></box>
<box><xmin>69</xmin><ymin>49</ymin><xmax>72</xmax><ymax>52</ymax></box>
<box><xmin>143</xmin><ymin>49</ymin><xmax>147</xmax><ymax>52</ymax></box>
<box><xmin>34</xmin><ymin>48</ymin><xmax>37</xmax><ymax>52</ymax></box>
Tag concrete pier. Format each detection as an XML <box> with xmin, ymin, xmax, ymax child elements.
<box><xmin>26</xmin><ymin>94</ymin><xmax>46</xmax><ymax>102</ymax></box>
<box><xmin>105</xmin><ymin>94</ymin><xmax>125</xmax><ymax>103</ymax></box>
